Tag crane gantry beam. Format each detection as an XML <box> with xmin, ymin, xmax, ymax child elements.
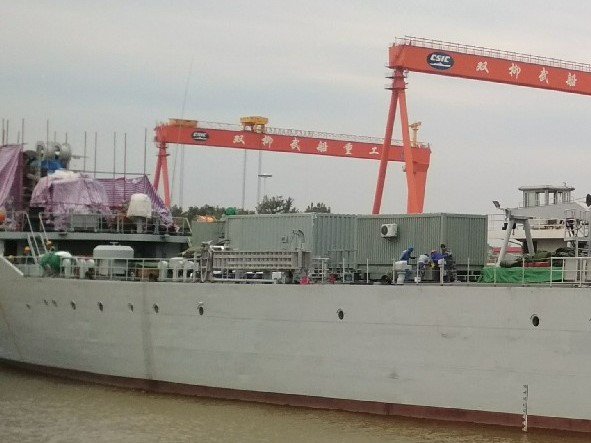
<box><xmin>389</xmin><ymin>36</ymin><xmax>591</xmax><ymax>96</ymax></box>
<box><xmin>154</xmin><ymin>119</ymin><xmax>431</xmax><ymax>209</ymax></box>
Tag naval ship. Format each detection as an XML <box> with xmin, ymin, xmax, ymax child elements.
<box><xmin>2</xmin><ymin>141</ymin><xmax>591</xmax><ymax>434</ymax></box>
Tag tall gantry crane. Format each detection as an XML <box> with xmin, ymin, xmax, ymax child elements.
<box><xmin>375</xmin><ymin>36</ymin><xmax>591</xmax><ymax>214</ymax></box>
<box><xmin>153</xmin><ymin>118</ymin><xmax>431</xmax><ymax>209</ymax></box>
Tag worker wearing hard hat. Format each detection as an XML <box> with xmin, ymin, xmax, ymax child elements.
<box><xmin>46</xmin><ymin>241</ymin><xmax>55</xmax><ymax>252</ymax></box>
<box><xmin>23</xmin><ymin>246</ymin><xmax>34</xmax><ymax>265</ymax></box>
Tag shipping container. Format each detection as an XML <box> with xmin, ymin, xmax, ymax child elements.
<box><xmin>225</xmin><ymin>213</ymin><xmax>357</xmax><ymax>268</ymax></box>
<box><xmin>222</xmin><ymin>213</ymin><xmax>487</xmax><ymax>278</ymax></box>
<box><xmin>191</xmin><ymin>221</ymin><xmax>225</xmax><ymax>247</ymax></box>
<box><xmin>356</xmin><ymin>213</ymin><xmax>487</xmax><ymax>276</ymax></box>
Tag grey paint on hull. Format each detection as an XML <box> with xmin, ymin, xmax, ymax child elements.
<box><xmin>1</xmin><ymin>257</ymin><xmax>591</xmax><ymax>429</ymax></box>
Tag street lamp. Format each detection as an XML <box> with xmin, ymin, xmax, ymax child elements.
<box><xmin>257</xmin><ymin>173</ymin><xmax>272</xmax><ymax>204</ymax></box>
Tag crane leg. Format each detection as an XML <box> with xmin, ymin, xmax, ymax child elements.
<box><xmin>154</xmin><ymin>141</ymin><xmax>171</xmax><ymax>207</ymax></box>
<box><xmin>398</xmin><ymin>88</ymin><xmax>420</xmax><ymax>214</ymax></box>
<box><xmin>413</xmin><ymin>167</ymin><xmax>428</xmax><ymax>213</ymax></box>
<box><xmin>372</xmin><ymin>84</ymin><xmax>399</xmax><ymax>214</ymax></box>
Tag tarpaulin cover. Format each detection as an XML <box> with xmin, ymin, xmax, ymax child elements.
<box><xmin>0</xmin><ymin>144</ymin><xmax>23</xmax><ymax>209</ymax></box>
<box><xmin>30</xmin><ymin>171</ymin><xmax>111</xmax><ymax>229</ymax></box>
<box><xmin>478</xmin><ymin>266</ymin><xmax>564</xmax><ymax>283</ymax></box>
<box><xmin>97</xmin><ymin>176</ymin><xmax>172</xmax><ymax>226</ymax></box>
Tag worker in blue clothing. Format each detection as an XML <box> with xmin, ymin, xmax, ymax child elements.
<box><xmin>399</xmin><ymin>246</ymin><xmax>414</xmax><ymax>264</ymax></box>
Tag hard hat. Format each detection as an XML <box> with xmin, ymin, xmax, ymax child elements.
<box><xmin>46</xmin><ymin>241</ymin><xmax>53</xmax><ymax>246</ymax></box>
<box><xmin>24</xmin><ymin>246</ymin><xmax>31</xmax><ymax>251</ymax></box>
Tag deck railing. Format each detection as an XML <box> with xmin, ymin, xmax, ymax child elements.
<box><xmin>0</xmin><ymin>209</ymin><xmax>191</xmax><ymax>236</ymax></box>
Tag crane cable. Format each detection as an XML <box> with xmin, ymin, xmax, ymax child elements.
<box><xmin>171</xmin><ymin>57</ymin><xmax>194</xmax><ymax>209</ymax></box>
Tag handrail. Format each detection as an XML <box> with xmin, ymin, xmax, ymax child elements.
<box><xmin>37</xmin><ymin>213</ymin><xmax>49</xmax><ymax>254</ymax></box>
<box><xmin>195</xmin><ymin>120</ymin><xmax>430</xmax><ymax>149</ymax></box>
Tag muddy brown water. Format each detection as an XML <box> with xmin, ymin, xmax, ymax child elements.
<box><xmin>0</xmin><ymin>365</ymin><xmax>587</xmax><ymax>442</ymax></box>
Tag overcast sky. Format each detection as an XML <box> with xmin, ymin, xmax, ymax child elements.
<box><xmin>3</xmin><ymin>1</ymin><xmax>591</xmax><ymax>214</ymax></box>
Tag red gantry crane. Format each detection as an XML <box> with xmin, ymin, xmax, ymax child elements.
<box><xmin>153</xmin><ymin>118</ymin><xmax>431</xmax><ymax>209</ymax></box>
<box><xmin>375</xmin><ymin>36</ymin><xmax>591</xmax><ymax>214</ymax></box>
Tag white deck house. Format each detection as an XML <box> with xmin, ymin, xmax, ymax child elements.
<box><xmin>488</xmin><ymin>185</ymin><xmax>587</xmax><ymax>253</ymax></box>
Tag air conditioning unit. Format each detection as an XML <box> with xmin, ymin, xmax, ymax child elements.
<box><xmin>380</xmin><ymin>223</ymin><xmax>398</xmax><ymax>238</ymax></box>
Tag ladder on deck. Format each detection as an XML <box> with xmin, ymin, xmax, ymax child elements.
<box><xmin>24</xmin><ymin>213</ymin><xmax>50</xmax><ymax>263</ymax></box>
<box><xmin>564</xmin><ymin>209</ymin><xmax>591</xmax><ymax>256</ymax></box>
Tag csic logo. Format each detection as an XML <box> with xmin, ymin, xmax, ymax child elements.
<box><xmin>191</xmin><ymin>131</ymin><xmax>209</xmax><ymax>142</ymax></box>
<box><xmin>427</xmin><ymin>52</ymin><xmax>454</xmax><ymax>70</ymax></box>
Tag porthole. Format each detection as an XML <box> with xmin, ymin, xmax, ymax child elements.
<box><xmin>70</xmin><ymin>301</ymin><xmax>76</xmax><ymax>310</ymax></box>
<box><xmin>43</xmin><ymin>299</ymin><xmax>49</xmax><ymax>306</ymax></box>
<box><xmin>198</xmin><ymin>305</ymin><xmax>204</xmax><ymax>316</ymax></box>
<box><xmin>337</xmin><ymin>309</ymin><xmax>344</xmax><ymax>320</ymax></box>
<box><xmin>531</xmin><ymin>314</ymin><xmax>540</xmax><ymax>327</ymax></box>
<box><xmin>97</xmin><ymin>302</ymin><xmax>104</xmax><ymax>312</ymax></box>
<box><xmin>153</xmin><ymin>304</ymin><xmax>159</xmax><ymax>314</ymax></box>
<box><xmin>26</xmin><ymin>304</ymin><xmax>31</xmax><ymax>310</ymax></box>
<box><xmin>128</xmin><ymin>303</ymin><xmax>134</xmax><ymax>312</ymax></box>
<box><xmin>51</xmin><ymin>300</ymin><xmax>58</xmax><ymax>307</ymax></box>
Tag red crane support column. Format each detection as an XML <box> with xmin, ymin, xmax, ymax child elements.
<box><xmin>154</xmin><ymin>141</ymin><xmax>171</xmax><ymax>207</ymax></box>
<box><xmin>398</xmin><ymin>85</ymin><xmax>420</xmax><ymax>214</ymax></box>
<box><xmin>372</xmin><ymin>69</ymin><xmax>423</xmax><ymax>214</ymax></box>
<box><xmin>372</xmin><ymin>74</ymin><xmax>399</xmax><ymax>214</ymax></box>
<box><xmin>372</xmin><ymin>69</ymin><xmax>424</xmax><ymax>214</ymax></box>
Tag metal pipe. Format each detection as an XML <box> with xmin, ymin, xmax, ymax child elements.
<box><xmin>113</xmin><ymin>132</ymin><xmax>117</xmax><ymax>178</ymax></box>
<box><xmin>143</xmin><ymin>128</ymin><xmax>147</xmax><ymax>180</ymax></box>
<box><xmin>256</xmin><ymin>150</ymin><xmax>262</xmax><ymax>205</ymax></box>
<box><xmin>241</xmin><ymin>149</ymin><xmax>247</xmax><ymax>209</ymax></box>
<box><xmin>83</xmin><ymin>131</ymin><xmax>87</xmax><ymax>172</ymax></box>
<box><xmin>93</xmin><ymin>132</ymin><xmax>98</xmax><ymax>178</ymax></box>
<box><xmin>123</xmin><ymin>133</ymin><xmax>127</xmax><ymax>198</ymax></box>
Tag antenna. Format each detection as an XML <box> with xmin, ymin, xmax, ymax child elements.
<box><xmin>123</xmin><ymin>132</ymin><xmax>127</xmax><ymax>198</ymax></box>
<box><xmin>113</xmin><ymin>132</ymin><xmax>117</xmax><ymax>179</ymax></box>
<box><xmin>83</xmin><ymin>131</ymin><xmax>87</xmax><ymax>172</ymax></box>
<box><xmin>93</xmin><ymin>132</ymin><xmax>98</xmax><ymax>178</ymax></box>
<box><xmin>143</xmin><ymin>128</ymin><xmax>147</xmax><ymax>194</ymax></box>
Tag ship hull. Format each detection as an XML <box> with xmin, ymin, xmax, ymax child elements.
<box><xmin>1</xmin><ymin>258</ymin><xmax>591</xmax><ymax>432</ymax></box>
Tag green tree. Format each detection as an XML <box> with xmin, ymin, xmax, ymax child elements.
<box><xmin>256</xmin><ymin>195</ymin><xmax>298</xmax><ymax>214</ymax></box>
<box><xmin>304</xmin><ymin>202</ymin><xmax>331</xmax><ymax>213</ymax></box>
<box><xmin>170</xmin><ymin>204</ymin><xmax>184</xmax><ymax>217</ymax></box>
<box><xmin>172</xmin><ymin>204</ymin><xmax>253</xmax><ymax>221</ymax></box>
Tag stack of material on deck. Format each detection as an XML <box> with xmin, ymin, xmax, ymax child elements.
<box><xmin>0</xmin><ymin>144</ymin><xmax>23</xmax><ymax>210</ymax></box>
<box><xmin>31</xmin><ymin>170</ymin><xmax>111</xmax><ymax>229</ymax></box>
<box><xmin>98</xmin><ymin>176</ymin><xmax>172</xmax><ymax>226</ymax></box>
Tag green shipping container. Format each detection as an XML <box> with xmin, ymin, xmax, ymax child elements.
<box><xmin>356</xmin><ymin>213</ymin><xmax>488</xmax><ymax>273</ymax></box>
<box><xmin>225</xmin><ymin>213</ymin><xmax>357</xmax><ymax>267</ymax></box>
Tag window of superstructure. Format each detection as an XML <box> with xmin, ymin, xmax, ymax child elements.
<box><xmin>524</xmin><ymin>191</ymin><xmax>539</xmax><ymax>207</ymax></box>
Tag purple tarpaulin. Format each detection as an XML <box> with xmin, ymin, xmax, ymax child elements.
<box><xmin>0</xmin><ymin>144</ymin><xmax>23</xmax><ymax>210</ymax></box>
<box><xmin>30</xmin><ymin>172</ymin><xmax>172</xmax><ymax>229</ymax></box>
<box><xmin>30</xmin><ymin>171</ymin><xmax>111</xmax><ymax>229</ymax></box>
<box><xmin>98</xmin><ymin>176</ymin><xmax>172</xmax><ymax>226</ymax></box>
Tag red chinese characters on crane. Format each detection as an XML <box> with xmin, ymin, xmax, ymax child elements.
<box><xmin>153</xmin><ymin>121</ymin><xmax>431</xmax><ymax>208</ymax></box>
<box><xmin>390</xmin><ymin>42</ymin><xmax>591</xmax><ymax>96</ymax></box>
<box><xmin>154</xmin><ymin>124</ymin><xmax>431</xmax><ymax>163</ymax></box>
